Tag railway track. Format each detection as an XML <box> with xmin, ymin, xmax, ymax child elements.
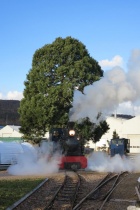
<box><xmin>73</xmin><ymin>171</ymin><xmax>129</xmax><ymax>210</ymax></box>
<box><xmin>6</xmin><ymin>171</ymin><xmax>130</xmax><ymax>210</ymax></box>
<box><xmin>44</xmin><ymin>171</ymin><xmax>80</xmax><ymax>210</ymax></box>
<box><xmin>7</xmin><ymin>171</ymin><xmax>80</xmax><ymax>210</ymax></box>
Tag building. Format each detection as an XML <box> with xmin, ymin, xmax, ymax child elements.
<box><xmin>0</xmin><ymin>142</ymin><xmax>36</xmax><ymax>164</ymax></box>
<box><xmin>0</xmin><ymin>142</ymin><xmax>24</xmax><ymax>164</ymax></box>
<box><xmin>87</xmin><ymin>115</ymin><xmax>140</xmax><ymax>153</ymax></box>
<box><xmin>0</xmin><ymin>125</ymin><xmax>23</xmax><ymax>142</ymax></box>
<box><xmin>122</xmin><ymin>116</ymin><xmax>140</xmax><ymax>153</ymax></box>
<box><xmin>1</xmin><ymin>116</ymin><xmax>140</xmax><ymax>154</ymax></box>
<box><xmin>0</xmin><ymin>125</ymin><xmax>50</xmax><ymax>142</ymax></box>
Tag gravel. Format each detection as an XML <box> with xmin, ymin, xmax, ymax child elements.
<box><xmin>1</xmin><ymin>170</ymin><xmax>140</xmax><ymax>210</ymax></box>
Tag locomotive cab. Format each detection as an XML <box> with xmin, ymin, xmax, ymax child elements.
<box><xmin>109</xmin><ymin>138</ymin><xmax>130</xmax><ymax>157</ymax></box>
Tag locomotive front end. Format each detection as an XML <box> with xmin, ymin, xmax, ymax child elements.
<box><xmin>59</xmin><ymin>127</ymin><xmax>87</xmax><ymax>170</ymax></box>
<box><xmin>50</xmin><ymin>124</ymin><xmax>87</xmax><ymax>170</ymax></box>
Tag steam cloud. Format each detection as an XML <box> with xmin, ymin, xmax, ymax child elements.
<box><xmin>7</xmin><ymin>142</ymin><xmax>60</xmax><ymax>175</ymax></box>
<box><xmin>6</xmin><ymin>49</ymin><xmax>140</xmax><ymax>175</ymax></box>
<box><xmin>6</xmin><ymin>142</ymin><xmax>140</xmax><ymax>175</ymax></box>
<box><xmin>70</xmin><ymin>49</ymin><xmax>140</xmax><ymax>122</ymax></box>
<box><xmin>87</xmin><ymin>151</ymin><xmax>140</xmax><ymax>173</ymax></box>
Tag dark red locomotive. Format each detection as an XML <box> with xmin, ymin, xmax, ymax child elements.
<box><xmin>50</xmin><ymin>123</ymin><xmax>87</xmax><ymax>170</ymax></box>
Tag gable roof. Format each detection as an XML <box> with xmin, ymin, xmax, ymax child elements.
<box><xmin>8</xmin><ymin>125</ymin><xmax>21</xmax><ymax>132</ymax></box>
<box><xmin>0</xmin><ymin>125</ymin><xmax>22</xmax><ymax>137</ymax></box>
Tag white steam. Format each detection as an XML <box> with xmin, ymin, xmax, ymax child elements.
<box><xmin>7</xmin><ymin>142</ymin><xmax>60</xmax><ymax>175</ymax></box>
<box><xmin>87</xmin><ymin>151</ymin><xmax>140</xmax><ymax>173</ymax></box>
<box><xmin>6</xmin><ymin>142</ymin><xmax>140</xmax><ymax>174</ymax></box>
<box><xmin>70</xmin><ymin>49</ymin><xmax>140</xmax><ymax>122</ymax></box>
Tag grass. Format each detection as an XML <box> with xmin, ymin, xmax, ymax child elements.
<box><xmin>0</xmin><ymin>178</ymin><xmax>45</xmax><ymax>210</ymax></box>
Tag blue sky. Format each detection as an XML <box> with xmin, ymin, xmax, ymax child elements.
<box><xmin>0</xmin><ymin>0</ymin><xmax>140</xmax><ymax>101</ymax></box>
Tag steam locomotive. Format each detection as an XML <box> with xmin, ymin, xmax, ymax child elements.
<box><xmin>109</xmin><ymin>138</ymin><xmax>130</xmax><ymax>157</ymax></box>
<box><xmin>49</xmin><ymin>123</ymin><xmax>87</xmax><ymax>170</ymax></box>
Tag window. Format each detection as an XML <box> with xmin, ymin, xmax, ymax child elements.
<box><xmin>118</xmin><ymin>140</ymin><xmax>123</xmax><ymax>145</ymax></box>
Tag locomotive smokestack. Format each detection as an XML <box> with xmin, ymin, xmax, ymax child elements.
<box><xmin>67</xmin><ymin>121</ymin><xmax>75</xmax><ymax>129</ymax></box>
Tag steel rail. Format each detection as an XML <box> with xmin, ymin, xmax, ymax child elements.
<box><xmin>44</xmin><ymin>172</ymin><xmax>67</xmax><ymax>210</ymax></box>
<box><xmin>72</xmin><ymin>173</ymin><xmax>114</xmax><ymax>210</ymax></box>
<box><xmin>45</xmin><ymin>171</ymin><xmax>80</xmax><ymax>210</ymax></box>
<box><xmin>99</xmin><ymin>172</ymin><xmax>129</xmax><ymax>210</ymax></box>
<box><xmin>6</xmin><ymin>178</ymin><xmax>49</xmax><ymax>210</ymax></box>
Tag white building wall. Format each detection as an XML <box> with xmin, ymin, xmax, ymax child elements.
<box><xmin>122</xmin><ymin>134</ymin><xmax>140</xmax><ymax>153</ymax></box>
<box><xmin>44</xmin><ymin>132</ymin><xmax>49</xmax><ymax>139</ymax></box>
<box><xmin>91</xmin><ymin>116</ymin><xmax>140</xmax><ymax>153</ymax></box>
<box><xmin>0</xmin><ymin>125</ymin><xmax>23</xmax><ymax>138</ymax></box>
<box><xmin>1</xmin><ymin>116</ymin><xmax>140</xmax><ymax>153</ymax></box>
<box><xmin>93</xmin><ymin>116</ymin><xmax>127</xmax><ymax>151</ymax></box>
<box><xmin>101</xmin><ymin>117</ymin><xmax>127</xmax><ymax>141</ymax></box>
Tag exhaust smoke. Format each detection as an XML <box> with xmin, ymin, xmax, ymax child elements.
<box><xmin>70</xmin><ymin>49</ymin><xmax>140</xmax><ymax>122</ymax></box>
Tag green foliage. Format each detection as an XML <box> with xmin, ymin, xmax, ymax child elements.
<box><xmin>112</xmin><ymin>130</ymin><xmax>120</xmax><ymax>139</ymax></box>
<box><xmin>93</xmin><ymin>120</ymin><xmax>110</xmax><ymax>142</ymax></box>
<box><xmin>19</xmin><ymin>36</ymin><xmax>103</xmax><ymax>142</ymax></box>
<box><xmin>74</xmin><ymin>117</ymin><xmax>109</xmax><ymax>144</ymax></box>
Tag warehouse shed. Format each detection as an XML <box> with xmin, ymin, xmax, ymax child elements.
<box><xmin>122</xmin><ymin>115</ymin><xmax>140</xmax><ymax>153</ymax></box>
<box><xmin>0</xmin><ymin>142</ymin><xmax>35</xmax><ymax>164</ymax></box>
<box><xmin>0</xmin><ymin>125</ymin><xmax>22</xmax><ymax>138</ymax></box>
<box><xmin>0</xmin><ymin>142</ymin><xmax>24</xmax><ymax>164</ymax></box>
<box><xmin>86</xmin><ymin>116</ymin><xmax>128</xmax><ymax>151</ymax></box>
<box><xmin>100</xmin><ymin>116</ymin><xmax>127</xmax><ymax>141</ymax></box>
<box><xmin>86</xmin><ymin>115</ymin><xmax>140</xmax><ymax>153</ymax></box>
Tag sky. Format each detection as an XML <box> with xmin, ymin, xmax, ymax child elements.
<box><xmin>0</xmin><ymin>0</ymin><xmax>140</xmax><ymax>115</ymax></box>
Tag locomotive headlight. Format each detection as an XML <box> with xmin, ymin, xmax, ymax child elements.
<box><xmin>69</xmin><ymin>130</ymin><xmax>75</xmax><ymax>136</ymax></box>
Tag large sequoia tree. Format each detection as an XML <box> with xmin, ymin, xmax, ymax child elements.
<box><xmin>19</xmin><ymin>36</ymin><xmax>108</xmax><ymax>142</ymax></box>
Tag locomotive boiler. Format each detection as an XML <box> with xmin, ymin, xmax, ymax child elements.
<box><xmin>49</xmin><ymin>124</ymin><xmax>87</xmax><ymax>170</ymax></box>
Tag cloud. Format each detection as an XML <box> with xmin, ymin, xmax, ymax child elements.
<box><xmin>117</xmin><ymin>101</ymin><xmax>140</xmax><ymax>116</ymax></box>
<box><xmin>99</xmin><ymin>55</ymin><xmax>123</xmax><ymax>69</ymax></box>
<box><xmin>7</xmin><ymin>91</ymin><xmax>23</xmax><ymax>100</ymax></box>
<box><xmin>0</xmin><ymin>91</ymin><xmax>23</xmax><ymax>100</ymax></box>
